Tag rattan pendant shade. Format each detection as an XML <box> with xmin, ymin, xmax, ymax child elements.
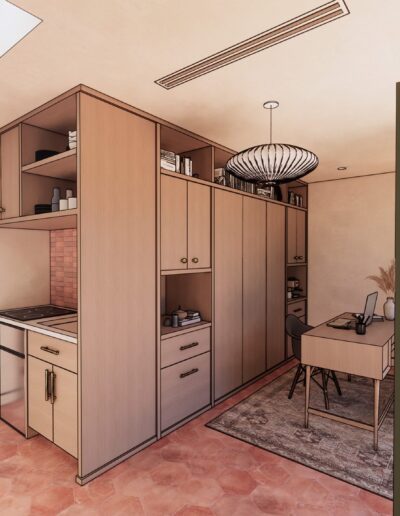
<box><xmin>226</xmin><ymin>102</ymin><xmax>319</xmax><ymax>185</ymax></box>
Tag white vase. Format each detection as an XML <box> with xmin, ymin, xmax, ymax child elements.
<box><xmin>383</xmin><ymin>297</ymin><xmax>395</xmax><ymax>320</ymax></box>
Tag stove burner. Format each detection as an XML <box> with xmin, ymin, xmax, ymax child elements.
<box><xmin>0</xmin><ymin>305</ymin><xmax>76</xmax><ymax>322</ymax></box>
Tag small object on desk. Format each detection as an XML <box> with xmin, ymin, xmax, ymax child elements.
<box><xmin>327</xmin><ymin>318</ymin><xmax>352</xmax><ymax>329</ymax></box>
<box><xmin>35</xmin><ymin>149</ymin><xmax>58</xmax><ymax>161</ymax></box>
<box><xmin>355</xmin><ymin>321</ymin><xmax>367</xmax><ymax>335</ymax></box>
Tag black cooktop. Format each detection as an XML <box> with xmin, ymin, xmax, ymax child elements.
<box><xmin>0</xmin><ymin>305</ymin><xmax>76</xmax><ymax>321</ymax></box>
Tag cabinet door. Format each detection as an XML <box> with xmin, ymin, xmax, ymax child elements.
<box><xmin>28</xmin><ymin>356</ymin><xmax>53</xmax><ymax>440</ymax></box>
<box><xmin>0</xmin><ymin>127</ymin><xmax>20</xmax><ymax>219</ymax></box>
<box><xmin>287</xmin><ymin>207</ymin><xmax>297</xmax><ymax>263</ymax></box>
<box><xmin>53</xmin><ymin>366</ymin><xmax>77</xmax><ymax>458</ymax></box>
<box><xmin>296</xmin><ymin>210</ymin><xmax>306</xmax><ymax>263</ymax></box>
<box><xmin>214</xmin><ymin>190</ymin><xmax>243</xmax><ymax>399</ymax></box>
<box><xmin>267</xmin><ymin>203</ymin><xmax>285</xmax><ymax>369</ymax></box>
<box><xmin>187</xmin><ymin>182</ymin><xmax>211</xmax><ymax>269</ymax></box>
<box><xmin>161</xmin><ymin>175</ymin><xmax>187</xmax><ymax>270</ymax></box>
<box><xmin>243</xmin><ymin>197</ymin><xmax>266</xmax><ymax>383</ymax></box>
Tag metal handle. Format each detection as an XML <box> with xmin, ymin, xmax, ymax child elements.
<box><xmin>180</xmin><ymin>257</ymin><xmax>188</xmax><ymax>264</ymax></box>
<box><xmin>50</xmin><ymin>372</ymin><xmax>56</xmax><ymax>404</ymax></box>
<box><xmin>298</xmin><ymin>256</ymin><xmax>304</xmax><ymax>260</ymax></box>
<box><xmin>180</xmin><ymin>342</ymin><xmax>199</xmax><ymax>351</ymax></box>
<box><xmin>293</xmin><ymin>308</ymin><xmax>302</xmax><ymax>313</ymax></box>
<box><xmin>191</xmin><ymin>257</ymin><xmax>199</xmax><ymax>264</ymax></box>
<box><xmin>180</xmin><ymin>367</ymin><xmax>199</xmax><ymax>379</ymax></box>
<box><xmin>40</xmin><ymin>346</ymin><xmax>60</xmax><ymax>355</ymax></box>
<box><xmin>45</xmin><ymin>369</ymin><xmax>50</xmax><ymax>401</ymax></box>
<box><xmin>294</xmin><ymin>256</ymin><xmax>298</xmax><ymax>260</ymax></box>
<box><xmin>0</xmin><ymin>207</ymin><xmax>5</xmax><ymax>213</ymax></box>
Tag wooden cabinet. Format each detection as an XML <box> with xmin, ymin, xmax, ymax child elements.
<box><xmin>214</xmin><ymin>189</ymin><xmax>243</xmax><ymax>399</ymax></box>
<box><xmin>287</xmin><ymin>207</ymin><xmax>306</xmax><ymax>264</ymax></box>
<box><xmin>28</xmin><ymin>355</ymin><xmax>77</xmax><ymax>457</ymax></box>
<box><xmin>161</xmin><ymin>175</ymin><xmax>210</xmax><ymax>271</ymax></box>
<box><xmin>243</xmin><ymin>197</ymin><xmax>267</xmax><ymax>383</ymax></box>
<box><xmin>0</xmin><ymin>127</ymin><xmax>20</xmax><ymax>219</ymax></box>
<box><xmin>267</xmin><ymin>203</ymin><xmax>286</xmax><ymax>369</ymax></box>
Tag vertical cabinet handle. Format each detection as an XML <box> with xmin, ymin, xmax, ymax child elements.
<box><xmin>45</xmin><ymin>369</ymin><xmax>50</xmax><ymax>401</ymax></box>
<box><xmin>50</xmin><ymin>372</ymin><xmax>57</xmax><ymax>405</ymax></box>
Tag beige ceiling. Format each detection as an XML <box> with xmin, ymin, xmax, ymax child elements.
<box><xmin>1</xmin><ymin>0</ymin><xmax>399</xmax><ymax>182</ymax></box>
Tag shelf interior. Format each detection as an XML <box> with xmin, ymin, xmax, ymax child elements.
<box><xmin>22</xmin><ymin>149</ymin><xmax>77</xmax><ymax>180</ymax></box>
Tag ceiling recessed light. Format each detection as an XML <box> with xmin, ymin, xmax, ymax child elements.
<box><xmin>337</xmin><ymin>166</ymin><xmax>347</xmax><ymax>171</ymax></box>
<box><xmin>0</xmin><ymin>0</ymin><xmax>41</xmax><ymax>58</ymax></box>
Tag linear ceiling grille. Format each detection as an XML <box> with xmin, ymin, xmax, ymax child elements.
<box><xmin>155</xmin><ymin>0</ymin><xmax>350</xmax><ymax>89</ymax></box>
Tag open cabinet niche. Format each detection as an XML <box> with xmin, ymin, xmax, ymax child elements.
<box><xmin>20</xmin><ymin>95</ymin><xmax>78</xmax><ymax>216</ymax></box>
<box><xmin>161</xmin><ymin>272</ymin><xmax>212</xmax><ymax>335</ymax></box>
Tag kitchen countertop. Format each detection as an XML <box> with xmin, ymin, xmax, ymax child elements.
<box><xmin>0</xmin><ymin>314</ymin><xmax>77</xmax><ymax>344</ymax></box>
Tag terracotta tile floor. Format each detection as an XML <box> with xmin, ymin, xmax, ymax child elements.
<box><xmin>0</xmin><ymin>360</ymin><xmax>393</xmax><ymax>515</ymax></box>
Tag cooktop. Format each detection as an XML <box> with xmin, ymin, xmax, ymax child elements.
<box><xmin>0</xmin><ymin>305</ymin><xmax>77</xmax><ymax>322</ymax></box>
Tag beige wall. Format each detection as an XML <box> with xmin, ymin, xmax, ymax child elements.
<box><xmin>308</xmin><ymin>173</ymin><xmax>395</xmax><ymax>326</ymax></box>
<box><xmin>0</xmin><ymin>229</ymin><xmax>50</xmax><ymax>309</ymax></box>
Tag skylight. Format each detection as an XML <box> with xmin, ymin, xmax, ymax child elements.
<box><xmin>0</xmin><ymin>0</ymin><xmax>41</xmax><ymax>58</ymax></box>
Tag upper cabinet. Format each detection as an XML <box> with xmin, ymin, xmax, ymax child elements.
<box><xmin>287</xmin><ymin>207</ymin><xmax>306</xmax><ymax>264</ymax></box>
<box><xmin>0</xmin><ymin>127</ymin><xmax>20</xmax><ymax>219</ymax></box>
<box><xmin>161</xmin><ymin>175</ymin><xmax>211</xmax><ymax>271</ymax></box>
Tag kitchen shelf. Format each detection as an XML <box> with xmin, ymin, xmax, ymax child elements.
<box><xmin>287</xmin><ymin>262</ymin><xmax>308</xmax><ymax>267</ymax></box>
<box><xmin>22</xmin><ymin>149</ymin><xmax>77</xmax><ymax>180</ymax></box>
<box><xmin>161</xmin><ymin>320</ymin><xmax>211</xmax><ymax>339</ymax></box>
<box><xmin>161</xmin><ymin>268</ymin><xmax>212</xmax><ymax>276</ymax></box>
<box><xmin>287</xmin><ymin>296</ymin><xmax>307</xmax><ymax>305</ymax></box>
<box><xmin>0</xmin><ymin>209</ymin><xmax>78</xmax><ymax>230</ymax></box>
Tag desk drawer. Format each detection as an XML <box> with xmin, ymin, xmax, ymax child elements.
<box><xmin>161</xmin><ymin>327</ymin><xmax>210</xmax><ymax>368</ymax></box>
<box><xmin>161</xmin><ymin>352</ymin><xmax>210</xmax><ymax>431</ymax></box>
<box><xmin>28</xmin><ymin>332</ymin><xmax>77</xmax><ymax>373</ymax></box>
<box><xmin>288</xmin><ymin>300</ymin><xmax>306</xmax><ymax>318</ymax></box>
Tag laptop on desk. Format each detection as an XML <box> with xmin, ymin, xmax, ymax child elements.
<box><xmin>327</xmin><ymin>292</ymin><xmax>379</xmax><ymax>329</ymax></box>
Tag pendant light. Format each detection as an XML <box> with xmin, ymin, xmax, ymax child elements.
<box><xmin>226</xmin><ymin>101</ymin><xmax>319</xmax><ymax>185</ymax></box>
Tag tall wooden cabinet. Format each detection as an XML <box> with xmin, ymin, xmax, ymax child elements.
<box><xmin>266</xmin><ymin>203</ymin><xmax>286</xmax><ymax>369</ymax></box>
<box><xmin>243</xmin><ymin>197</ymin><xmax>267</xmax><ymax>383</ymax></box>
<box><xmin>214</xmin><ymin>189</ymin><xmax>243</xmax><ymax>399</ymax></box>
<box><xmin>0</xmin><ymin>127</ymin><xmax>20</xmax><ymax>219</ymax></box>
<box><xmin>287</xmin><ymin>207</ymin><xmax>306</xmax><ymax>264</ymax></box>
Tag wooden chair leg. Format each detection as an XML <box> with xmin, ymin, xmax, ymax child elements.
<box><xmin>288</xmin><ymin>364</ymin><xmax>303</xmax><ymax>399</ymax></box>
<box><xmin>322</xmin><ymin>370</ymin><xmax>330</xmax><ymax>410</ymax></box>
<box><xmin>330</xmin><ymin>370</ymin><xmax>342</xmax><ymax>396</ymax></box>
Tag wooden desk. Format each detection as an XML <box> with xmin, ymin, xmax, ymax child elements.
<box><xmin>302</xmin><ymin>313</ymin><xmax>394</xmax><ymax>450</ymax></box>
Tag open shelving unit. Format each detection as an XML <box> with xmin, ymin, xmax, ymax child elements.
<box><xmin>22</xmin><ymin>148</ymin><xmax>77</xmax><ymax>180</ymax></box>
<box><xmin>0</xmin><ymin>209</ymin><xmax>78</xmax><ymax>230</ymax></box>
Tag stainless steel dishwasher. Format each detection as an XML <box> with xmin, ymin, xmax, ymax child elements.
<box><xmin>0</xmin><ymin>323</ymin><xmax>25</xmax><ymax>434</ymax></box>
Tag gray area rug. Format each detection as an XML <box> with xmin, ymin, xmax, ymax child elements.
<box><xmin>207</xmin><ymin>368</ymin><xmax>393</xmax><ymax>499</ymax></box>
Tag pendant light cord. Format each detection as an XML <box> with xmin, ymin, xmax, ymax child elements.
<box><xmin>269</xmin><ymin>107</ymin><xmax>272</xmax><ymax>144</ymax></box>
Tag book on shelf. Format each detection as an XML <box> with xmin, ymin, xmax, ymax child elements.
<box><xmin>178</xmin><ymin>316</ymin><xmax>202</xmax><ymax>327</ymax></box>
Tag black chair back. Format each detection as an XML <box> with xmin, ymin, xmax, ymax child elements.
<box><xmin>285</xmin><ymin>314</ymin><xmax>313</xmax><ymax>361</ymax></box>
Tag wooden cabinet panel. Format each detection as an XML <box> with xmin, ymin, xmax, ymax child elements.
<box><xmin>161</xmin><ymin>327</ymin><xmax>210</xmax><ymax>368</ymax></box>
<box><xmin>214</xmin><ymin>190</ymin><xmax>243</xmax><ymax>399</ymax></box>
<box><xmin>161</xmin><ymin>352</ymin><xmax>210</xmax><ymax>431</ymax></box>
<box><xmin>28</xmin><ymin>331</ymin><xmax>77</xmax><ymax>373</ymax></box>
<box><xmin>287</xmin><ymin>207</ymin><xmax>297</xmax><ymax>264</ymax></box>
<box><xmin>243</xmin><ymin>197</ymin><xmax>266</xmax><ymax>383</ymax></box>
<box><xmin>161</xmin><ymin>175</ymin><xmax>187</xmax><ymax>270</ymax></box>
<box><xmin>267</xmin><ymin>203</ymin><xmax>285</xmax><ymax>369</ymax></box>
<box><xmin>28</xmin><ymin>356</ymin><xmax>52</xmax><ymax>440</ymax></box>
<box><xmin>188</xmin><ymin>182</ymin><xmax>211</xmax><ymax>269</ymax></box>
<box><xmin>296</xmin><ymin>210</ymin><xmax>306</xmax><ymax>263</ymax></box>
<box><xmin>287</xmin><ymin>300</ymin><xmax>306</xmax><ymax>318</ymax></box>
<box><xmin>53</xmin><ymin>366</ymin><xmax>77</xmax><ymax>458</ymax></box>
<box><xmin>80</xmin><ymin>94</ymin><xmax>156</xmax><ymax>477</ymax></box>
<box><xmin>0</xmin><ymin>127</ymin><xmax>20</xmax><ymax>219</ymax></box>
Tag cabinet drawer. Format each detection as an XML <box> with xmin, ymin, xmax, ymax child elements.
<box><xmin>161</xmin><ymin>352</ymin><xmax>210</xmax><ymax>431</ymax></box>
<box><xmin>161</xmin><ymin>327</ymin><xmax>210</xmax><ymax>368</ymax></box>
<box><xmin>28</xmin><ymin>332</ymin><xmax>77</xmax><ymax>373</ymax></box>
<box><xmin>287</xmin><ymin>300</ymin><xmax>306</xmax><ymax>318</ymax></box>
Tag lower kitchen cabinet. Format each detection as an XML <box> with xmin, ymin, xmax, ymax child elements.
<box><xmin>161</xmin><ymin>352</ymin><xmax>211</xmax><ymax>431</ymax></box>
<box><xmin>28</xmin><ymin>355</ymin><xmax>77</xmax><ymax>457</ymax></box>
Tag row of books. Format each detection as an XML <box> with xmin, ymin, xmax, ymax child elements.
<box><xmin>179</xmin><ymin>309</ymin><xmax>201</xmax><ymax>327</ymax></box>
<box><xmin>214</xmin><ymin>168</ymin><xmax>256</xmax><ymax>194</ymax></box>
<box><xmin>161</xmin><ymin>149</ymin><xmax>193</xmax><ymax>176</ymax></box>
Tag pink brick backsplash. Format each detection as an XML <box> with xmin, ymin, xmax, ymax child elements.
<box><xmin>50</xmin><ymin>229</ymin><xmax>77</xmax><ymax>308</ymax></box>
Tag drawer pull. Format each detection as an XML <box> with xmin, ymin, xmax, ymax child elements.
<box><xmin>180</xmin><ymin>342</ymin><xmax>199</xmax><ymax>351</ymax></box>
<box><xmin>180</xmin><ymin>257</ymin><xmax>188</xmax><ymax>264</ymax></box>
<box><xmin>293</xmin><ymin>308</ymin><xmax>302</xmax><ymax>313</ymax></box>
<box><xmin>180</xmin><ymin>367</ymin><xmax>199</xmax><ymax>379</ymax></box>
<box><xmin>40</xmin><ymin>346</ymin><xmax>60</xmax><ymax>355</ymax></box>
<box><xmin>191</xmin><ymin>257</ymin><xmax>199</xmax><ymax>264</ymax></box>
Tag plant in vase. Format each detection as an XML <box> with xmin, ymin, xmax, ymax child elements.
<box><xmin>367</xmin><ymin>260</ymin><xmax>395</xmax><ymax>320</ymax></box>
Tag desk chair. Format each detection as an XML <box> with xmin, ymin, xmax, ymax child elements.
<box><xmin>286</xmin><ymin>314</ymin><xmax>342</xmax><ymax>410</ymax></box>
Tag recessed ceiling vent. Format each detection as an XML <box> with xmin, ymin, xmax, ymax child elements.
<box><xmin>156</xmin><ymin>0</ymin><xmax>349</xmax><ymax>89</ymax></box>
